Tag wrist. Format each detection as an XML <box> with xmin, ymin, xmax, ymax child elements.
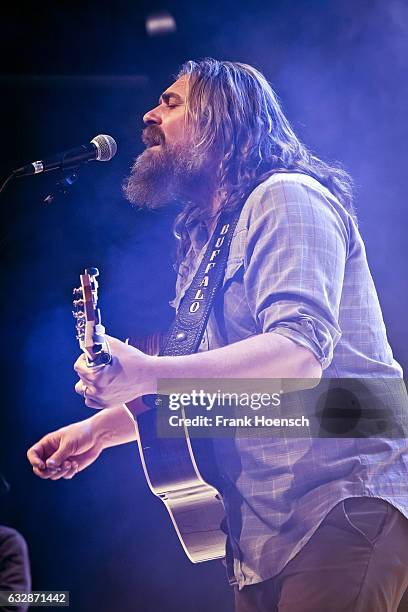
<box><xmin>88</xmin><ymin>411</ymin><xmax>112</xmax><ymax>450</ymax></box>
<box><xmin>140</xmin><ymin>353</ymin><xmax>163</xmax><ymax>396</ymax></box>
<box><xmin>148</xmin><ymin>353</ymin><xmax>183</xmax><ymax>380</ymax></box>
<box><xmin>89</xmin><ymin>406</ymin><xmax>136</xmax><ymax>450</ymax></box>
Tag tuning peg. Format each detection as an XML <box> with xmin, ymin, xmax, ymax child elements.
<box><xmin>73</xmin><ymin>288</ymin><xmax>82</xmax><ymax>296</ymax></box>
<box><xmin>72</xmin><ymin>311</ymin><xmax>85</xmax><ymax>319</ymax></box>
<box><xmin>85</xmin><ymin>267</ymin><xmax>99</xmax><ymax>278</ymax></box>
<box><xmin>73</xmin><ymin>299</ymin><xmax>84</xmax><ymax>307</ymax></box>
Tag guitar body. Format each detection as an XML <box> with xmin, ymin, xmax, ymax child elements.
<box><xmin>126</xmin><ymin>334</ymin><xmax>226</xmax><ymax>563</ymax></box>
<box><xmin>127</xmin><ymin>402</ymin><xmax>226</xmax><ymax>562</ymax></box>
<box><xmin>73</xmin><ymin>272</ymin><xmax>226</xmax><ymax>563</ymax></box>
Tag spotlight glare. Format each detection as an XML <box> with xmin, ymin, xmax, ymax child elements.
<box><xmin>146</xmin><ymin>12</ymin><xmax>177</xmax><ymax>37</ymax></box>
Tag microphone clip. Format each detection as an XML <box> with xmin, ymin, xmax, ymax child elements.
<box><xmin>43</xmin><ymin>170</ymin><xmax>79</xmax><ymax>205</ymax></box>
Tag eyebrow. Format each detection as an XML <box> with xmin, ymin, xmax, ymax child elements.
<box><xmin>159</xmin><ymin>91</ymin><xmax>184</xmax><ymax>105</ymax></box>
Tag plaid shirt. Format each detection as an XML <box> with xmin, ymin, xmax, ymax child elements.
<box><xmin>170</xmin><ymin>172</ymin><xmax>408</xmax><ymax>589</ymax></box>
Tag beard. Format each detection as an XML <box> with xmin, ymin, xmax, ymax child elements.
<box><xmin>122</xmin><ymin>125</ymin><xmax>214</xmax><ymax>210</ymax></box>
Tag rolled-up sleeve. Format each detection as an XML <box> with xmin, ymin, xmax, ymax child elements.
<box><xmin>243</xmin><ymin>176</ymin><xmax>349</xmax><ymax>369</ymax></box>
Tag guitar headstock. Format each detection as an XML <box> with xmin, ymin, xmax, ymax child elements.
<box><xmin>73</xmin><ymin>267</ymin><xmax>111</xmax><ymax>367</ymax></box>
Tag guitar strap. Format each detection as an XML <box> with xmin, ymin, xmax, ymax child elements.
<box><xmin>159</xmin><ymin>209</ymin><xmax>241</xmax><ymax>358</ymax></box>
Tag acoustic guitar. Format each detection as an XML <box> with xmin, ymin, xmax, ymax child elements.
<box><xmin>73</xmin><ymin>267</ymin><xmax>226</xmax><ymax>563</ymax></box>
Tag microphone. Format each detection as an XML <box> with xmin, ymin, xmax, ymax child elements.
<box><xmin>13</xmin><ymin>134</ymin><xmax>117</xmax><ymax>177</ymax></box>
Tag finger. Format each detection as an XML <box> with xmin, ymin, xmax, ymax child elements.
<box><xmin>46</xmin><ymin>446</ymin><xmax>76</xmax><ymax>469</ymax></box>
<box><xmin>48</xmin><ymin>467</ymin><xmax>71</xmax><ymax>480</ymax></box>
<box><xmin>47</xmin><ymin>461</ymin><xmax>74</xmax><ymax>480</ymax></box>
<box><xmin>63</xmin><ymin>462</ymin><xmax>79</xmax><ymax>479</ymax></box>
<box><xmin>75</xmin><ymin>380</ymin><xmax>98</xmax><ymax>398</ymax></box>
<box><xmin>75</xmin><ymin>380</ymin><xmax>90</xmax><ymax>395</ymax></box>
<box><xmin>32</xmin><ymin>465</ymin><xmax>66</xmax><ymax>480</ymax></box>
<box><xmin>73</xmin><ymin>353</ymin><xmax>87</xmax><ymax>373</ymax></box>
<box><xmin>27</xmin><ymin>440</ymin><xmax>55</xmax><ymax>466</ymax></box>
<box><xmin>74</xmin><ymin>360</ymin><xmax>100</xmax><ymax>384</ymax></box>
<box><xmin>27</xmin><ymin>434</ymin><xmax>60</xmax><ymax>468</ymax></box>
<box><xmin>27</xmin><ymin>447</ymin><xmax>46</xmax><ymax>470</ymax></box>
<box><xmin>74</xmin><ymin>368</ymin><xmax>98</xmax><ymax>385</ymax></box>
<box><xmin>74</xmin><ymin>381</ymin><xmax>104</xmax><ymax>408</ymax></box>
<box><xmin>84</xmin><ymin>396</ymin><xmax>105</xmax><ymax>410</ymax></box>
<box><xmin>35</xmin><ymin>448</ymin><xmax>102</xmax><ymax>480</ymax></box>
<box><xmin>75</xmin><ymin>380</ymin><xmax>84</xmax><ymax>396</ymax></box>
<box><xmin>82</xmin><ymin>387</ymin><xmax>112</xmax><ymax>409</ymax></box>
<box><xmin>32</xmin><ymin>466</ymin><xmax>53</xmax><ymax>479</ymax></box>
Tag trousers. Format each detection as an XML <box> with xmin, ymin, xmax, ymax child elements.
<box><xmin>234</xmin><ymin>497</ymin><xmax>408</xmax><ymax>612</ymax></box>
<box><xmin>0</xmin><ymin>526</ymin><xmax>31</xmax><ymax>612</ymax></box>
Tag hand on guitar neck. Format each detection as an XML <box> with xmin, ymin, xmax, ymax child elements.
<box><xmin>74</xmin><ymin>335</ymin><xmax>157</xmax><ymax>409</ymax></box>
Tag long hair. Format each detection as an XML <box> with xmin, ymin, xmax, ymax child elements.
<box><xmin>174</xmin><ymin>58</ymin><xmax>354</xmax><ymax>260</ymax></box>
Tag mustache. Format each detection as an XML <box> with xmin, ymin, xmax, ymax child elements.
<box><xmin>142</xmin><ymin>125</ymin><xmax>165</xmax><ymax>148</ymax></box>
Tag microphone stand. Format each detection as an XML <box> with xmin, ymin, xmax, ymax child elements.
<box><xmin>0</xmin><ymin>168</ymin><xmax>80</xmax><ymax>254</ymax></box>
<box><xmin>0</xmin><ymin>167</ymin><xmax>80</xmax><ymax>202</ymax></box>
<box><xmin>0</xmin><ymin>172</ymin><xmax>15</xmax><ymax>195</ymax></box>
<box><xmin>43</xmin><ymin>170</ymin><xmax>79</xmax><ymax>205</ymax></box>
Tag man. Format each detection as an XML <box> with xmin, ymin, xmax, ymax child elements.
<box><xmin>0</xmin><ymin>474</ymin><xmax>31</xmax><ymax>612</ymax></box>
<box><xmin>0</xmin><ymin>526</ymin><xmax>31</xmax><ymax>612</ymax></box>
<box><xmin>27</xmin><ymin>59</ymin><xmax>408</xmax><ymax>611</ymax></box>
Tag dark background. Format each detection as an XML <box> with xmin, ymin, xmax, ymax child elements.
<box><xmin>1</xmin><ymin>1</ymin><xmax>407</xmax><ymax>610</ymax></box>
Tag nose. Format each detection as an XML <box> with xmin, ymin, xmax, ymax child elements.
<box><xmin>143</xmin><ymin>104</ymin><xmax>162</xmax><ymax>125</ymax></box>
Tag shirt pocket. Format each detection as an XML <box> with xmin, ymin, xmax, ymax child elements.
<box><xmin>222</xmin><ymin>229</ymin><xmax>246</xmax><ymax>287</ymax></box>
<box><xmin>222</xmin><ymin>257</ymin><xmax>244</xmax><ymax>287</ymax></box>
